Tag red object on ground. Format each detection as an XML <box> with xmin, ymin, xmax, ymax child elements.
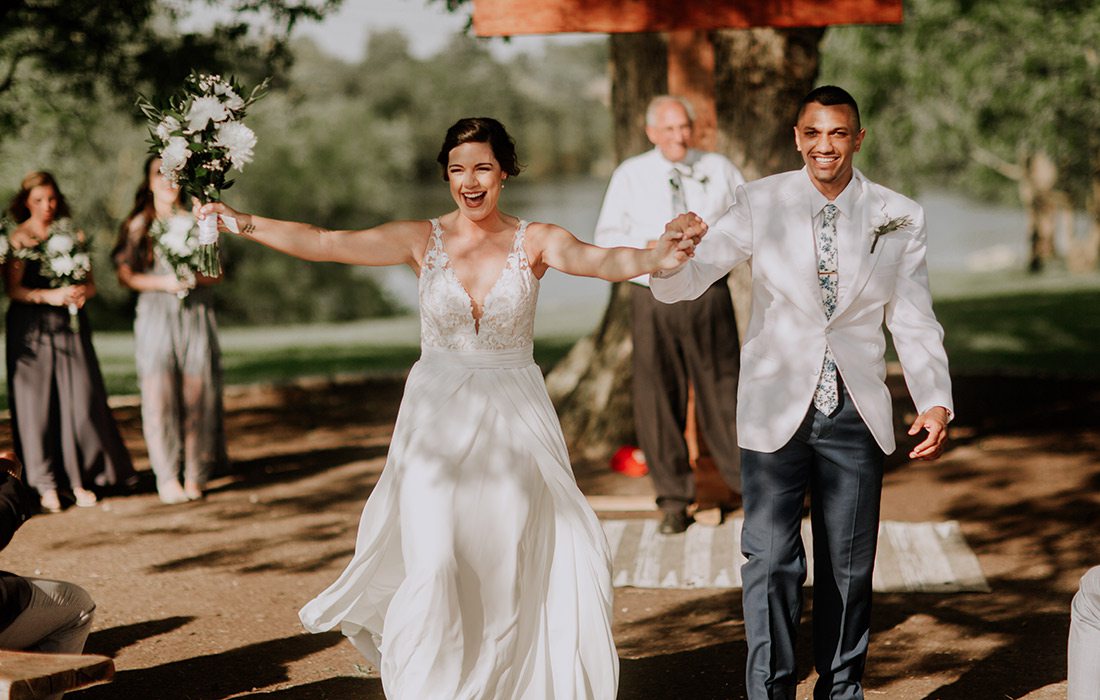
<box><xmin>610</xmin><ymin>446</ymin><xmax>648</xmax><ymax>478</ymax></box>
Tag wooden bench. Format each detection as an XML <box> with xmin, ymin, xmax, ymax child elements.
<box><xmin>0</xmin><ymin>651</ymin><xmax>113</xmax><ymax>699</ymax></box>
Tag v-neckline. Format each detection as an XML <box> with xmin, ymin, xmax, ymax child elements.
<box><xmin>436</xmin><ymin>220</ymin><xmax>521</xmax><ymax>334</ymax></box>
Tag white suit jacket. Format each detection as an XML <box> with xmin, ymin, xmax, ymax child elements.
<box><xmin>650</xmin><ymin>168</ymin><xmax>953</xmax><ymax>454</ymax></box>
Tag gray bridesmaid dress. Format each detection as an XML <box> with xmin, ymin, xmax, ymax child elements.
<box><xmin>119</xmin><ymin>238</ymin><xmax>227</xmax><ymax>491</ymax></box>
<box><xmin>5</xmin><ymin>259</ymin><xmax>136</xmax><ymax>497</ymax></box>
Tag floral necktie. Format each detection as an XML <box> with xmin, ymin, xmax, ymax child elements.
<box><xmin>813</xmin><ymin>203</ymin><xmax>840</xmax><ymax>415</ymax></box>
<box><xmin>669</xmin><ymin>168</ymin><xmax>688</xmax><ymax>215</ymax></box>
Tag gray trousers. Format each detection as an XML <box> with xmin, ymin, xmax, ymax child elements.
<box><xmin>631</xmin><ymin>281</ymin><xmax>741</xmax><ymax>513</ymax></box>
<box><xmin>1070</xmin><ymin>566</ymin><xmax>1100</xmax><ymax>700</ymax></box>
<box><xmin>0</xmin><ymin>577</ymin><xmax>96</xmax><ymax>700</ymax></box>
<box><xmin>740</xmin><ymin>385</ymin><xmax>884</xmax><ymax>700</ymax></box>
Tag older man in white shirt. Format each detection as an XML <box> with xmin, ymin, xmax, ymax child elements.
<box><xmin>595</xmin><ymin>95</ymin><xmax>745</xmax><ymax>535</ymax></box>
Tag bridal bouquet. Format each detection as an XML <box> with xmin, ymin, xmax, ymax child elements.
<box><xmin>136</xmin><ymin>72</ymin><xmax>269</xmax><ymax>275</ymax></box>
<box><xmin>20</xmin><ymin>218</ymin><xmax>92</xmax><ymax>332</ymax></box>
<box><xmin>151</xmin><ymin>214</ymin><xmax>202</xmax><ymax>298</ymax></box>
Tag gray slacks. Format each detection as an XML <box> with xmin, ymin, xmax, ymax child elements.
<box><xmin>740</xmin><ymin>385</ymin><xmax>884</xmax><ymax>700</ymax></box>
<box><xmin>1069</xmin><ymin>566</ymin><xmax>1100</xmax><ymax>700</ymax></box>
<box><xmin>631</xmin><ymin>280</ymin><xmax>740</xmax><ymax>513</ymax></box>
<box><xmin>0</xmin><ymin>577</ymin><xmax>96</xmax><ymax>700</ymax></box>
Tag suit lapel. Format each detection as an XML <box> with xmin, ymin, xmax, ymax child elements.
<box><xmin>833</xmin><ymin>172</ymin><xmax>886</xmax><ymax>318</ymax></box>
<box><xmin>775</xmin><ymin>175</ymin><xmax>827</xmax><ymax>323</ymax></box>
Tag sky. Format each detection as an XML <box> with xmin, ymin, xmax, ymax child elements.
<box><xmin>285</xmin><ymin>0</ymin><xmax>598</xmax><ymax>62</ymax></box>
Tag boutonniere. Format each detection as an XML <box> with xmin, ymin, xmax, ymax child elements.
<box><xmin>869</xmin><ymin>215</ymin><xmax>913</xmax><ymax>254</ymax></box>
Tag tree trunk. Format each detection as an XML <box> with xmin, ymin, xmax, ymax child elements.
<box><xmin>1022</xmin><ymin>151</ymin><xmax>1059</xmax><ymax>273</ymax></box>
<box><xmin>547</xmin><ymin>28</ymin><xmax>825</xmax><ymax>462</ymax></box>
<box><xmin>713</xmin><ymin>27</ymin><xmax>825</xmax><ymax>337</ymax></box>
<box><xmin>545</xmin><ymin>33</ymin><xmax>667</xmax><ymax>460</ymax></box>
<box><xmin>1086</xmin><ymin>154</ymin><xmax>1100</xmax><ymax>271</ymax></box>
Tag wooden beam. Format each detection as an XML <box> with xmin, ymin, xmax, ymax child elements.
<box><xmin>473</xmin><ymin>0</ymin><xmax>902</xmax><ymax>36</ymax></box>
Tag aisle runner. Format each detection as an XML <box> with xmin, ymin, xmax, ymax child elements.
<box><xmin>601</xmin><ymin>519</ymin><xmax>990</xmax><ymax>593</ymax></box>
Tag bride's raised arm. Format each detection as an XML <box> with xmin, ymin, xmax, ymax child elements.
<box><xmin>529</xmin><ymin>212</ymin><xmax>707</xmax><ymax>282</ymax></box>
<box><xmin>196</xmin><ymin>201</ymin><xmax>425</xmax><ymax>269</ymax></box>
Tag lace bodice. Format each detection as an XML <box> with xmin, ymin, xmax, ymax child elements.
<box><xmin>419</xmin><ymin>218</ymin><xmax>538</xmax><ymax>351</ymax></box>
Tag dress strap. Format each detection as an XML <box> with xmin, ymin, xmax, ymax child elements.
<box><xmin>422</xmin><ymin>218</ymin><xmax>447</xmax><ymax>270</ymax></box>
<box><xmin>513</xmin><ymin>220</ymin><xmax>530</xmax><ymax>264</ymax></box>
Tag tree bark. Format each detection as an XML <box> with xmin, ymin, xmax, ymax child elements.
<box><xmin>548</xmin><ymin>28</ymin><xmax>825</xmax><ymax>462</ymax></box>
<box><xmin>546</xmin><ymin>32</ymin><xmax>667</xmax><ymax>460</ymax></box>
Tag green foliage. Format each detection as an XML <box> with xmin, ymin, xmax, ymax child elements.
<box><xmin>0</xmin><ymin>1</ymin><xmax>339</xmax><ymax>137</ymax></box>
<box><xmin>821</xmin><ymin>0</ymin><xmax>1100</xmax><ymax>205</ymax></box>
<box><xmin>0</xmin><ymin>16</ymin><xmax>611</xmax><ymax>328</ymax></box>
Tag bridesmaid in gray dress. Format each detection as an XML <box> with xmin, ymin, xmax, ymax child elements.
<box><xmin>3</xmin><ymin>171</ymin><xmax>135</xmax><ymax>513</ymax></box>
<box><xmin>113</xmin><ymin>157</ymin><xmax>227</xmax><ymax>504</ymax></box>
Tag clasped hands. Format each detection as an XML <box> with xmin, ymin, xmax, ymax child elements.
<box><xmin>654</xmin><ymin>212</ymin><xmax>708</xmax><ymax>270</ymax></box>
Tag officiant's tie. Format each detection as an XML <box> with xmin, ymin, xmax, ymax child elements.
<box><xmin>813</xmin><ymin>203</ymin><xmax>840</xmax><ymax>415</ymax></box>
<box><xmin>669</xmin><ymin>167</ymin><xmax>688</xmax><ymax>214</ymax></box>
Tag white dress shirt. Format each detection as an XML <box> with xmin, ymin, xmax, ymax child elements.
<box><xmin>594</xmin><ymin>147</ymin><xmax>745</xmax><ymax>286</ymax></box>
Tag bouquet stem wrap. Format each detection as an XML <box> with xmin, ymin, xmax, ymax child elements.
<box><xmin>196</xmin><ymin>208</ymin><xmax>221</xmax><ymax>276</ymax></box>
<box><xmin>67</xmin><ymin>303</ymin><xmax>80</xmax><ymax>334</ymax></box>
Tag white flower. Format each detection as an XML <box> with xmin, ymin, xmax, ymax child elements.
<box><xmin>161</xmin><ymin>136</ymin><xmax>191</xmax><ymax>173</ymax></box>
<box><xmin>161</xmin><ymin>216</ymin><xmax>197</xmax><ymax>256</ymax></box>
<box><xmin>50</xmin><ymin>254</ymin><xmax>76</xmax><ymax>277</ymax></box>
<box><xmin>215</xmin><ymin>121</ymin><xmax>257</xmax><ymax>169</ymax></box>
<box><xmin>214</xmin><ymin>83</ymin><xmax>245</xmax><ymax>111</ymax></box>
<box><xmin>71</xmin><ymin>253</ymin><xmax>91</xmax><ymax>276</ymax></box>
<box><xmin>155</xmin><ymin>115</ymin><xmax>181</xmax><ymax>141</ymax></box>
<box><xmin>46</xmin><ymin>233</ymin><xmax>74</xmax><ymax>255</ymax></box>
<box><xmin>186</xmin><ymin>95</ymin><xmax>229</xmax><ymax>132</ymax></box>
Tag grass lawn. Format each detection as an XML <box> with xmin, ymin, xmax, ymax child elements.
<box><xmin>1</xmin><ymin>269</ymin><xmax>1097</xmax><ymax>408</ymax></box>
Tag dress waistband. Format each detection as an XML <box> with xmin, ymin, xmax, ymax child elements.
<box><xmin>419</xmin><ymin>344</ymin><xmax>535</xmax><ymax>369</ymax></box>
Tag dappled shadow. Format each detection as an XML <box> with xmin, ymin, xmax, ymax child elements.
<box><xmin>232</xmin><ymin>676</ymin><xmax>384</xmax><ymax>697</ymax></box>
<box><xmin>79</xmin><ymin>631</ymin><xmax>347</xmax><ymax>700</ymax></box>
<box><xmin>866</xmin><ymin>591</ymin><xmax>1069</xmax><ymax>699</ymax></box>
<box><xmin>86</xmin><ymin>616</ymin><xmax>194</xmax><ymax>657</ymax></box>
<box><xmin>620</xmin><ymin>642</ymin><xmax>744</xmax><ymax>699</ymax></box>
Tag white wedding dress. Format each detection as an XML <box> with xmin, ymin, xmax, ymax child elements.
<box><xmin>299</xmin><ymin>219</ymin><xmax>619</xmax><ymax>699</ymax></box>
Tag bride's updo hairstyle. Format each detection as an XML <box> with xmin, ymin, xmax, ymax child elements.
<box><xmin>437</xmin><ymin>117</ymin><xmax>523</xmax><ymax>181</ymax></box>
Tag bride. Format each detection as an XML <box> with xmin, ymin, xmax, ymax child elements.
<box><xmin>198</xmin><ymin>117</ymin><xmax>706</xmax><ymax>699</ymax></box>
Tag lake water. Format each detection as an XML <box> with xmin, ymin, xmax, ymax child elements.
<box><xmin>376</xmin><ymin>175</ymin><xmax>1056</xmax><ymax>337</ymax></box>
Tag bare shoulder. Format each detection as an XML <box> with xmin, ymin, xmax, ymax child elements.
<box><xmin>524</xmin><ymin>221</ymin><xmax>571</xmax><ymax>244</ymax></box>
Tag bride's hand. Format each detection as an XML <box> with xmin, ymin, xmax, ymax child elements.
<box><xmin>194</xmin><ymin>199</ymin><xmax>253</xmax><ymax>235</ymax></box>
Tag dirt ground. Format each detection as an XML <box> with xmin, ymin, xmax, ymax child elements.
<box><xmin>1</xmin><ymin>370</ymin><xmax>1097</xmax><ymax>700</ymax></box>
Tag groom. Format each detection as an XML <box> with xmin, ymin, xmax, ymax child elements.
<box><xmin>651</xmin><ymin>85</ymin><xmax>953</xmax><ymax>699</ymax></box>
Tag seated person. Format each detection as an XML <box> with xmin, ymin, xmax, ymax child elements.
<box><xmin>1070</xmin><ymin>566</ymin><xmax>1100</xmax><ymax>700</ymax></box>
<box><xmin>0</xmin><ymin>451</ymin><xmax>96</xmax><ymax>699</ymax></box>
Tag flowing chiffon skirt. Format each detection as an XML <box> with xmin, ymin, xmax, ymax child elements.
<box><xmin>300</xmin><ymin>345</ymin><xmax>618</xmax><ymax>699</ymax></box>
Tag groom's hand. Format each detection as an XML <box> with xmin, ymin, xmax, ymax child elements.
<box><xmin>907</xmin><ymin>406</ymin><xmax>950</xmax><ymax>460</ymax></box>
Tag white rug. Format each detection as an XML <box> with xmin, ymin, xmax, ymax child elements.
<box><xmin>601</xmin><ymin>518</ymin><xmax>990</xmax><ymax>592</ymax></box>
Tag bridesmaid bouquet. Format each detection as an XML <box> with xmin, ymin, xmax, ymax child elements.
<box><xmin>21</xmin><ymin>218</ymin><xmax>92</xmax><ymax>332</ymax></box>
<box><xmin>136</xmin><ymin>72</ymin><xmax>269</xmax><ymax>276</ymax></box>
<box><xmin>151</xmin><ymin>215</ymin><xmax>202</xmax><ymax>299</ymax></box>
<box><xmin>0</xmin><ymin>217</ymin><xmax>11</xmax><ymax>263</ymax></box>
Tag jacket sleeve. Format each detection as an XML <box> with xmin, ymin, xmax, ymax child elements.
<box><xmin>884</xmin><ymin>207</ymin><xmax>954</xmax><ymax>417</ymax></box>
